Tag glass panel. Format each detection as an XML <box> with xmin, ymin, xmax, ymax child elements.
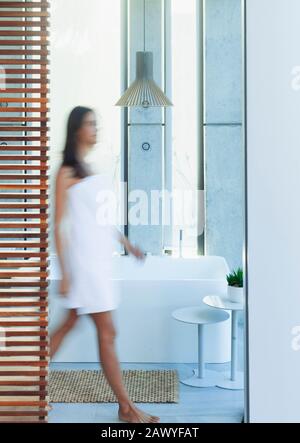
<box><xmin>49</xmin><ymin>0</ymin><xmax>122</xmax><ymax>252</ymax></box>
<box><xmin>170</xmin><ymin>0</ymin><xmax>198</xmax><ymax>257</ymax></box>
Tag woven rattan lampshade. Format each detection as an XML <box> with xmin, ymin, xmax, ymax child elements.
<box><xmin>115</xmin><ymin>51</ymin><xmax>173</xmax><ymax>108</ymax></box>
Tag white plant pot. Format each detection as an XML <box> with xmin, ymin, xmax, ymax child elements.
<box><xmin>227</xmin><ymin>285</ymin><xmax>244</xmax><ymax>304</ymax></box>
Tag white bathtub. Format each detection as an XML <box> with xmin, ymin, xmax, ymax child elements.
<box><xmin>49</xmin><ymin>254</ymin><xmax>231</xmax><ymax>363</ymax></box>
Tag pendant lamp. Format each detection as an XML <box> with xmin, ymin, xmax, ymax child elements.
<box><xmin>115</xmin><ymin>0</ymin><xmax>172</xmax><ymax>108</ymax></box>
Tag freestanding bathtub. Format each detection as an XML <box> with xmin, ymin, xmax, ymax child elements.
<box><xmin>49</xmin><ymin>255</ymin><xmax>231</xmax><ymax>363</ymax></box>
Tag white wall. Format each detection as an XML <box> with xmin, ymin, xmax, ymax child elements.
<box><xmin>246</xmin><ymin>0</ymin><xmax>300</xmax><ymax>422</ymax></box>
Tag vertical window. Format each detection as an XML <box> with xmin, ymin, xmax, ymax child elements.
<box><xmin>170</xmin><ymin>0</ymin><xmax>198</xmax><ymax>256</ymax></box>
<box><xmin>50</xmin><ymin>0</ymin><xmax>122</xmax><ymax>247</ymax></box>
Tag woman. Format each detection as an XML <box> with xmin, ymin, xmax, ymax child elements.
<box><xmin>51</xmin><ymin>106</ymin><xmax>160</xmax><ymax>424</ymax></box>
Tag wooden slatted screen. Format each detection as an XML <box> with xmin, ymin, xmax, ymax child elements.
<box><xmin>0</xmin><ymin>0</ymin><xmax>49</xmax><ymax>423</ymax></box>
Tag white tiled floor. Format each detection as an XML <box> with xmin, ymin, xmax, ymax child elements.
<box><xmin>49</xmin><ymin>361</ymin><xmax>244</xmax><ymax>423</ymax></box>
<box><xmin>49</xmin><ymin>321</ymin><xmax>245</xmax><ymax>425</ymax></box>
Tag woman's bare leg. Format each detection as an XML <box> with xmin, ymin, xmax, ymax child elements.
<box><xmin>89</xmin><ymin>310</ymin><xmax>160</xmax><ymax>424</ymax></box>
<box><xmin>50</xmin><ymin>309</ymin><xmax>79</xmax><ymax>358</ymax></box>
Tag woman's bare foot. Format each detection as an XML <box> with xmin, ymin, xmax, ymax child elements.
<box><xmin>118</xmin><ymin>401</ymin><xmax>160</xmax><ymax>423</ymax></box>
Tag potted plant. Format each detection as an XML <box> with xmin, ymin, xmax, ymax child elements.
<box><xmin>226</xmin><ymin>267</ymin><xmax>243</xmax><ymax>303</ymax></box>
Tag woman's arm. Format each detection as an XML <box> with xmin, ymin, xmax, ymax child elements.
<box><xmin>112</xmin><ymin>226</ymin><xmax>145</xmax><ymax>260</ymax></box>
<box><xmin>54</xmin><ymin>167</ymin><xmax>73</xmax><ymax>293</ymax></box>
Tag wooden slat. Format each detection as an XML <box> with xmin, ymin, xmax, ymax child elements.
<box><xmin>0</xmin><ymin>212</ymin><xmax>47</xmax><ymax>219</ymax></box>
<box><xmin>0</xmin><ymin>172</ymin><xmax>48</xmax><ymax>176</ymax></box>
<box><xmin>0</xmin><ymin>272</ymin><xmax>48</xmax><ymax>278</ymax></box>
<box><xmin>0</xmin><ymin>401</ymin><xmax>48</xmax><ymax>407</ymax></box>
<box><xmin>0</xmin><ymin>334</ymin><xmax>47</xmax><ymax>339</ymax></box>
<box><xmin>0</xmin><ymin>343</ymin><xmax>48</xmax><ymax>347</ymax></box>
<box><xmin>0</xmin><ymin>213</ymin><xmax>48</xmax><ymax>219</ymax></box>
<box><xmin>2</xmin><ymin>68</ymin><xmax>49</xmax><ymax>74</ymax></box>
<box><xmin>0</xmin><ymin>265</ymin><xmax>48</xmax><ymax>271</ymax></box>
<box><xmin>0</xmin><ymin>381</ymin><xmax>47</xmax><ymax>387</ymax></box>
<box><xmin>0</xmin><ymin>310</ymin><xmax>47</xmax><ymax>316</ymax></box>
<box><xmin>0</xmin><ymin>301</ymin><xmax>47</xmax><ymax>308</ymax></box>
<box><xmin>0</xmin><ymin>98</ymin><xmax>48</xmax><ymax>103</ymax></box>
<box><xmin>0</xmin><ymin>12</ymin><xmax>49</xmax><ymax>18</ymax></box>
<box><xmin>0</xmin><ymin>422</ymin><xmax>48</xmax><ymax>424</ymax></box>
<box><xmin>1</xmin><ymin>88</ymin><xmax>49</xmax><ymax>94</ymax></box>
<box><xmin>0</xmin><ymin>2</ymin><xmax>49</xmax><ymax>8</ymax></box>
<box><xmin>0</xmin><ymin>222</ymin><xmax>47</xmax><ymax>227</ymax></box>
<box><xmin>0</xmin><ymin>175</ymin><xmax>48</xmax><ymax>180</ymax></box>
<box><xmin>0</xmin><ymin>203</ymin><xmax>48</xmax><ymax>208</ymax></box>
<box><xmin>0</xmin><ymin>0</ymin><xmax>49</xmax><ymax>422</ymax></box>
<box><xmin>0</xmin><ymin>39</ymin><xmax>48</xmax><ymax>46</ymax></box>
<box><xmin>0</xmin><ymin>320</ymin><xmax>48</xmax><ymax>326</ymax></box>
<box><xmin>0</xmin><ymin>410</ymin><xmax>48</xmax><ymax>417</ymax></box>
<box><xmin>0</xmin><ymin>174</ymin><xmax>48</xmax><ymax>181</ymax></box>
<box><xmin>0</xmin><ymin>49</ymin><xmax>48</xmax><ymax>55</ymax></box>
<box><xmin>0</xmin><ymin>231</ymin><xmax>48</xmax><ymax>241</ymax></box>
<box><xmin>0</xmin><ymin>137</ymin><xmax>49</xmax><ymax>142</ymax></box>
<box><xmin>0</xmin><ymin>144</ymin><xmax>49</xmax><ymax>149</ymax></box>
<box><xmin>0</xmin><ymin>108</ymin><xmax>49</xmax><ymax>113</ymax></box>
<box><xmin>0</xmin><ymin>59</ymin><xmax>48</xmax><ymax>64</ymax></box>
<box><xmin>0</xmin><ymin>391</ymin><xmax>48</xmax><ymax>397</ymax></box>
<box><xmin>0</xmin><ymin>119</ymin><xmax>49</xmax><ymax>124</ymax></box>
<box><xmin>0</xmin><ymin>29</ymin><xmax>49</xmax><ymax>37</ymax></box>
<box><xmin>0</xmin><ymin>233</ymin><xmax>48</xmax><ymax>239</ymax></box>
<box><xmin>2</xmin><ymin>79</ymin><xmax>49</xmax><ymax>84</ymax></box>
<box><xmin>0</xmin><ymin>155</ymin><xmax>49</xmax><ymax>160</ymax></box>
<box><xmin>0</xmin><ymin>330</ymin><xmax>47</xmax><ymax>335</ymax></box>
<box><xmin>0</xmin><ymin>31</ymin><xmax>49</xmax><ymax>37</ymax></box>
<box><xmin>0</xmin><ymin>282</ymin><xmax>48</xmax><ymax>288</ymax></box>
<box><xmin>0</xmin><ymin>371</ymin><xmax>47</xmax><ymax>376</ymax></box>
<box><xmin>0</xmin><ymin>20</ymin><xmax>49</xmax><ymax>26</ymax></box>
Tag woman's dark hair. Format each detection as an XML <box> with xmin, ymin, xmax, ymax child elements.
<box><xmin>62</xmin><ymin>106</ymin><xmax>94</xmax><ymax>179</ymax></box>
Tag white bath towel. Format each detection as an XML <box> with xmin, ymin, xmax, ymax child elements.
<box><xmin>59</xmin><ymin>173</ymin><xmax>121</xmax><ymax>315</ymax></box>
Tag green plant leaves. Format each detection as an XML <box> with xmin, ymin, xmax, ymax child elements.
<box><xmin>226</xmin><ymin>267</ymin><xmax>243</xmax><ymax>287</ymax></box>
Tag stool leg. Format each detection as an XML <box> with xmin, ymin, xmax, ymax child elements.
<box><xmin>181</xmin><ymin>323</ymin><xmax>221</xmax><ymax>388</ymax></box>
<box><xmin>197</xmin><ymin>324</ymin><xmax>205</xmax><ymax>379</ymax></box>
<box><xmin>216</xmin><ymin>311</ymin><xmax>244</xmax><ymax>390</ymax></box>
<box><xmin>231</xmin><ymin>310</ymin><xmax>238</xmax><ymax>381</ymax></box>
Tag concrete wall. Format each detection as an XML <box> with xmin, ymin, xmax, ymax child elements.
<box><xmin>205</xmin><ymin>0</ymin><xmax>244</xmax><ymax>272</ymax></box>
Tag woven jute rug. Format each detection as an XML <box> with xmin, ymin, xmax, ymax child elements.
<box><xmin>49</xmin><ymin>369</ymin><xmax>179</xmax><ymax>403</ymax></box>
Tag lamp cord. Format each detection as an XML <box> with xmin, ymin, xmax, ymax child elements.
<box><xmin>143</xmin><ymin>0</ymin><xmax>146</xmax><ymax>51</ymax></box>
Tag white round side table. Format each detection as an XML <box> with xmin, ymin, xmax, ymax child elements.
<box><xmin>172</xmin><ymin>307</ymin><xmax>230</xmax><ymax>387</ymax></box>
<box><xmin>203</xmin><ymin>295</ymin><xmax>244</xmax><ymax>390</ymax></box>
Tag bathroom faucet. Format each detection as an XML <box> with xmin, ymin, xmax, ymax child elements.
<box><xmin>179</xmin><ymin>229</ymin><xmax>183</xmax><ymax>257</ymax></box>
